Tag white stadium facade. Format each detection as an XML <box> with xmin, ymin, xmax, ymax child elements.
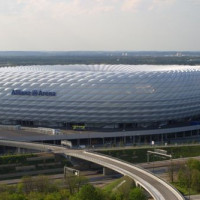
<box><xmin>1</xmin><ymin>64</ymin><xmax>200</xmax><ymax>144</ymax></box>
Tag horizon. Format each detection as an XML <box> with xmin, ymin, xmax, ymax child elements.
<box><xmin>0</xmin><ymin>50</ymin><xmax>200</xmax><ymax>53</ymax></box>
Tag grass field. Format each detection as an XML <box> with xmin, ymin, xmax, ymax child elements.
<box><xmin>103</xmin><ymin>176</ymin><xmax>135</xmax><ymax>193</ymax></box>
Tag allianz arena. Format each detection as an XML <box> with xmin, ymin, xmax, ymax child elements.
<box><xmin>0</xmin><ymin>64</ymin><xmax>200</xmax><ymax>132</ymax></box>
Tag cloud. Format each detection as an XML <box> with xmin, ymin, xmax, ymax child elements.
<box><xmin>0</xmin><ymin>0</ymin><xmax>178</xmax><ymax>20</ymax></box>
<box><xmin>149</xmin><ymin>0</ymin><xmax>176</xmax><ymax>10</ymax></box>
<box><xmin>121</xmin><ymin>0</ymin><xmax>176</xmax><ymax>12</ymax></box>
<box><xmin>189</xmin><ymin>0</ymin><xmax>200</xmax><ymax>5</ymax></box>
<box><xmin>13</xmin><ymin>0</ymin><xmax>115</xmax><ymax>18</ymax></box>
<box><xmin>121</xmin><ymin>0</ymin><xmax>142</xmax><ymax>11</ymax></box>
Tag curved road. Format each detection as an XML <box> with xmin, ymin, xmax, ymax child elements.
<box><xmin>0</xmin><ymin>140</ymin><xmax>185</xmax><ymax>200</ymax></box>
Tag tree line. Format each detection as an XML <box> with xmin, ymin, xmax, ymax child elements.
<box><xmin>0</xmin><ymin>174</ymin><xmax>147</xmax><ymax>200</ymax></box>
<box><xmin>177</xmin><ymin>158</ymin><xmax>200</xmax><ymax>193</ymax></box>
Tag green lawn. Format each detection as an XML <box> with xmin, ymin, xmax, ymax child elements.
<box><xmin>172</xmin><ymin>183</ymin><xmax>197</xmax><ymax>196</ymax></box>
<box><xmin>103</xmin><ymin>176</ymin><xmax>134</xmax><ymax>193</ymax></box>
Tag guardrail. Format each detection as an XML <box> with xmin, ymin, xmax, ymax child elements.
<box><xmin>0</xmin><ymin>139</ymin><xmax>185</xmax><ymax>200</ymax></box>
<box><xmin>66</xmin><ymin>151</ymin><xmax>164</xmax><ymax>200</ymax></box>
<box><xmin>84</xmin><ymin>150</ymin><xmax>185</xmax><ymax>200</ymax></box>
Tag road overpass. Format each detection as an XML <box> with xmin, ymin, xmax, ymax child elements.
<box><xmin>0</xmin><ymin>139</ymin><xmax>185</xmax><ymax>200</ymax></box>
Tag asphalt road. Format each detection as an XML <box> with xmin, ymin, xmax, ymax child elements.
<box><xmin>0</xmin><ymin>172</ymin><xmax>121</xmax><ymax>187</ymax></box>
<box><xmin>66</xmin><ymin>150</ymin><xmax>183</xmax><ymax>200</ymax></box>
<box><xmin>0</xmin><ymin>140</ymin><xmax>185</xmax><ymax>200</ymax></box>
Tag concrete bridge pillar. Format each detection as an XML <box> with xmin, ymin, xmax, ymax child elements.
<box><xmin>17</xmin><ymin>147</ymin><xmax>21</xmax><ymax>154</ymax></box>
<box><xmin>66</xmin><ymin>155</ymin><xmax>71</xmax><ymax>161</ymax></box>
<box><xmin>150</xmin><ymin>135</ymin><xmax>152</xmax><ymax>143</ymax></box>
<box><xmin>132</xmin><ymin>136</ymin><xmax>135</xmax><ymax>144</ymax></box>
<box><xmin>135</xmin><ymin>181</ymin><xmax>140</xmax><ymax>187</ymax></box>
<box><xmin>182</xmin><ymin>132</ymin><xmax>185</xmax><ymax>137</ymax></box>
<box><xmin>124</xmin><ymin>136</ymin><xmax>126</xmax><ymax>144</ymax></box>
<box><xmin>138</xmin><ymin>136</ymin><xmax>141</xmax><ymax>144</ymax></box>
<box><xmin>16</xmin><ymin>147</ymin><xmax>26</xmax><ymax>154</ymax></box>
<box><xmin>102</xmin><ymin>138</ymin><xmax>105</xmax><ymax>145</ymax></box>
<box><xmin>161</xmin><ymin>134</ymin><xmax>164</xmax><ymax>144</ymax></box>
<box><xmin>135</xmin><ymin>181</ymin><xmax>142</xmax><ymax>188</ymax></box>
<box><xmin>114</xmin><ymin>137</ymin><xmax>116</xmax><ymax>145</ymax></box>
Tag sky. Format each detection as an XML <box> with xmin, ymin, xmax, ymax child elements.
<box><xmin>0</xmin><ymin>0</ymin><xmax>199</xmax><ymax>51</ymax></box>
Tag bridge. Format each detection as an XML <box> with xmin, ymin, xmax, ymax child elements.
<box><xmin>0</xmin><ymin>139</ymin><xmax>185</xmax><ymax>200</ymax></box>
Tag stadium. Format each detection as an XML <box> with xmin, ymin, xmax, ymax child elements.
<box><xmin>1</xmin><ymin>64</ymin><xmax>200</xmax><ymax>144</ymax></box>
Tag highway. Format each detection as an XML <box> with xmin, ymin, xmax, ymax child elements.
<box><xmin>0</xmin><ymin>172</ymin><xmax>121</xmax><ymax>187</ymax></box>
<box><xmin>0</xmin><ymin>139</ymin><xmax>185</xmax><ymax>200</ymax></box>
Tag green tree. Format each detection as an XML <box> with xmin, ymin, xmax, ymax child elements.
<box><xmin>70</xmin><ymin>184</ymin><xmax>105</xmax><ymax>200</ymax></box>
<box><xmin>0</xmin><ymin>184</ymin><xmax>8</xmax><ymax>193</ymax></box>
<box><xmin>187</xmin><ymin>159</ymin><xmax>200</xmax><ymax>171</ymax></box>
<box><xmin>34</xmin><ymin>175</ymin><xmax>52</xmax><ymax>193</ymax></box>
<box><xmin>177</xmin><ymin>168</ymin><xmax>188</xmax><ymax>187</ymax></box>
<box><xmin>26</xmin><ymin>192</ymin><xmax>44</xmax><ymax>200</ymax></box>
<box><xmin>20</xmin><ymin>176</ymin><xmax>35</xmax><ymax>194</ymax></box>
<box><xmin>44</xmin><ymin>192</ymin><xmax>62</xmax><ymax>200</ymax></box>
<box><xmin>0</xmin><ymin>192</ymin><xmax>25</xmax><ymax>200</ymax></box>
<box><xmin>59</xmin><ymin>189</ymin><xmax>70</xmax><ymax>200</ymax></box>
<box><xmin>112</xmin><ymin>192</ymin><xmax>124</xmax><ymax>200</ymax></box>
<box><xmin>128</xmin><ymin>188</ymin><xmax>147</xmax><ymax>200</ymax></box>
<box><xmin>191</xmin><ymin>169</ymin><xmax>200</xmax><ymax>192</ymax></box>
<box><xmin>65</xmin><ymin>174</ymin><xmax>88</xmax><ymax>195</ymax></box>
<box><xmin>115</xmin><ymin>178</ymin><xmax>135</xmax><ymax>200</ymax></box>
<box><xmin>168</xmin><ymin>161</ymin><xmax>175</xmax><ymax>183</ymax></box>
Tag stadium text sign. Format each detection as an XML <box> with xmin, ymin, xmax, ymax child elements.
<box><xmin>11</xmin><ymin>90</ymin><xmax>56</xmax><ymax>96</ymax></box>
